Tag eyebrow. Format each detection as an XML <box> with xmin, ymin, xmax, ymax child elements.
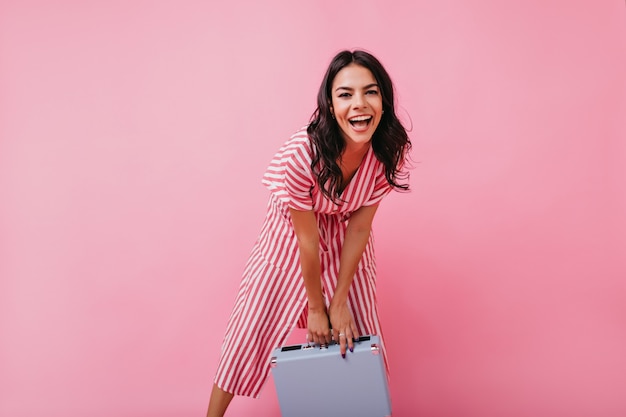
<box><xmin>335</xmin><ymin>83</ymin><xmax>379</xmax><ymax>92</ymax></box>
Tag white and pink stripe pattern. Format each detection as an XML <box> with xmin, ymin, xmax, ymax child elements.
<box><xmin>214</xmin><ymin>127</ymin><xmax>393</xmax><ymax>398</ymax></box>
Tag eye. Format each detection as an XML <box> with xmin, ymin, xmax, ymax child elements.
<box><xmin>366</xmin><ymin>89</ymin><xmax>379</xmax><ymax>95</ymax></box>
<box><xmin>338</xmin><ymin>92</ymin><xmax>351</xmax><ymax>98</ymax></box>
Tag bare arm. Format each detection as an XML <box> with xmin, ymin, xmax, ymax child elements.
<box><xmin>289</xmin><ymin>208</ymin><xmax>332</xmax><ymax>345</ymax></box>
<box><xmin>330</xmin><ymin>203</ymin><xmax>380</xmax><ymax>354</ymax></box>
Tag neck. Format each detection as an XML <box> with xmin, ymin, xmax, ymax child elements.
<box><xmin>342</xmin><ymin>141</ymin><xmax>370</xmax><ymax>159</ymax></box>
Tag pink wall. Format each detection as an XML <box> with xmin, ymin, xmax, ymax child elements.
<box><xmin>1</xmin><ymin>1</ymin><xmax>625</xmax><ymax>416</ymax></box>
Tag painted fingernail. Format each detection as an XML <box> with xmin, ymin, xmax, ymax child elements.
<box><xmin>349</xmin><ymin>347</ymin><xmax>354</xmax><ymax>353</ymax></box>
<box><xmin>342</xmin><ymin>353</ymin><xmax>346</xmax><ymax>359</ymax></box>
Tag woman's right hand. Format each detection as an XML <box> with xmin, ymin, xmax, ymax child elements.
<box><xmin>306</xmin><ymin>307</ymin><xmax>332</xmax><ymax>345</ymax></box>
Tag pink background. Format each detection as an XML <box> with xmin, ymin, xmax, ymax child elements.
<box><xmin>1</xmin><ymin>1</ymin><xmax>625</xmax><ymax>416</ymax></box>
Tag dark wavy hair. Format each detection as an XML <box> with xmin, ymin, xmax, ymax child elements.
<box><xmin>307</xmin><ymin>49</ymin><xmax>411</xmax><ymax>201</ymax></box>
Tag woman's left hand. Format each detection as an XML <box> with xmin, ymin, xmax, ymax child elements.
<box><xmin>329</xmin><ymin>301</ymin><xmax>359</xmax><ymax>357</ymax></box>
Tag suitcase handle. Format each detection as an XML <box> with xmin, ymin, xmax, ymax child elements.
<box><xmin>279</xmin><ymin>335</ymin><xmax>372</xmax><ymax>352</ymax></box>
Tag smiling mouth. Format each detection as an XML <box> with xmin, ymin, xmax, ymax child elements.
<box><xmin>348</xmin><ymin>115</ymin><xmax>373</xmax><ymax>129</ymax></box>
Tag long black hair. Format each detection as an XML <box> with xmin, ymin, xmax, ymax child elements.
<box><xmin>307</xmin><ymin>49</ymin><xmax>411</xmax><ymax>201</ymax></box>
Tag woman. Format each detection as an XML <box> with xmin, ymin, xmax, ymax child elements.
<box><xmin>206</xmin><ymin>49</ymin><xmax>411</xmax><ymax>417</ymax></box>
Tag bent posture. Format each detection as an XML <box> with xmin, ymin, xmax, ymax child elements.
<box><xmin>206</xmin><ymin>49</ymin><xmax>411</xmax><ymax>417</ymax></box>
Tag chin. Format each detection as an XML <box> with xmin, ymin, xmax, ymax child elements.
<box><xmin>340</xmin><ymin>127</ymin><xmax>377</xmax><ymax>145</ymax></box>
<box><xmin>349</xmin><ymin>128</ymin><xmax>378</xmax><ymax>144</ymax></box>
<box><xmin>350</xmin><ymin>134</ymin><xmax>373</xmax><ymax>144</ymax></box>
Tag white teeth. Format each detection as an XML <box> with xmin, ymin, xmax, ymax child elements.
<box><xmin>349</xmin><ymin>115</ymin><xmax>372</xmax><ymax>122</ymax></box>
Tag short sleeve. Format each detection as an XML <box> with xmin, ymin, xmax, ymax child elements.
<box><xmin>261</xmin><ymin>131</ymin><xmax>314</xmax><ymax>211</ymax></box>
<box><xmin>362</xmin><ymin>164</ymin><xmax>393</xmax><ymax>207</ymax></box>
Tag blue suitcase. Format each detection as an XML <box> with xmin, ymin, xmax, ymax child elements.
<box><xmin>270</xmin><ymin>335</ymin><xmax>392</xmax><ymax>417</ymax></box>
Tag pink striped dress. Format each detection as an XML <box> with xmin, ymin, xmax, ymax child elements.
<box><xmin>213</xmin><ymin>127</ymin><xmax>394</xmax><ymax>398</ymax></box>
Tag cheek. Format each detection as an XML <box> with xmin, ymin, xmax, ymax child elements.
<box><xmin>332</xmin><ymin>100</ymin><xmax>347</xmax><ymax>113</ymax></box>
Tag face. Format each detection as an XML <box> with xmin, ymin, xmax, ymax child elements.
<box><xmin>330</xmin><ymin>63</ymin><xmax>383</xmax><ymax>147</ymax></box>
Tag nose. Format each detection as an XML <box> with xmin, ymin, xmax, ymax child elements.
<box><xmin>353</xmin><ymin>92</ymin><xmax>367</xmax><ymax>108</ymax></box>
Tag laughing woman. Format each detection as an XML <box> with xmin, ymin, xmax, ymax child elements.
<box><xmin>206</xmin><ymin>49</ymin><xmax>411</xmax><ymax>417</ymax></box>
